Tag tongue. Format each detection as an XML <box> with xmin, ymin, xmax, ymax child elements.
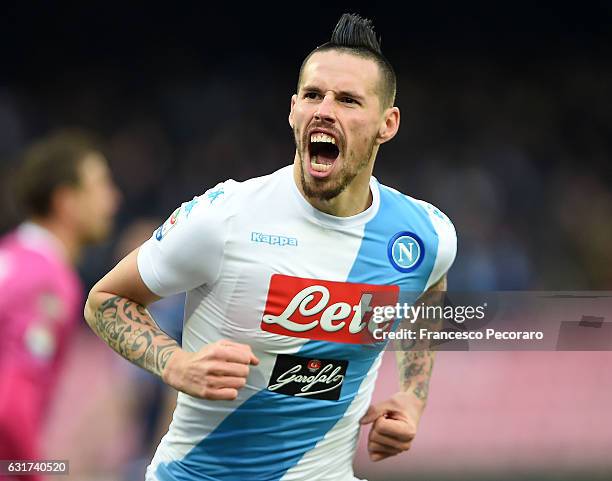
<box><xmin>311</xmin><ymin>153</ymin><xmax>337</xmax><ymax>173</ymax></box>
<box><xmin>312</xmin><ymin>153</ymin><xmax>336</xmax><ymax>165</ymax></box>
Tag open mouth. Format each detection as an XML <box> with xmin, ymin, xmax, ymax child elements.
<box><xmin>308</xmin><ymin>132</ymin><xmax>340</xmax><ymax>173</ymax></box>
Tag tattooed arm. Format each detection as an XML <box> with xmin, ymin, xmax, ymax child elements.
<box><xmin>395</xmin><ymin>274</ymin><xmax>447</xmax><ymax>410</ymax></box>
<box><xmin>359</xmin><ymin>275</ymin><xmax>447</xmax><ymax>462</ymax></box>
<box><xmin>84</xmin><ymin>248</ymin><xmax>258</xmax><ymax>400</ymax></box>
<box><xmin>84</xmin><ymin>295</ymin><xmax>177</xmax><ymax>377</ymax></box>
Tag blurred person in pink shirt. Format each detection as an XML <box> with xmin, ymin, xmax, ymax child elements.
<box><xmin>0</xmin><ymin>130</ymin><xmax>120</xmax><ymax>473</ymax></box>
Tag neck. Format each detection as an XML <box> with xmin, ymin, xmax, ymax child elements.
<box><xmin>31</xmin><ymin>217</ymin><xmax>82</xmax><ymax>264</ymax></box>
<box><xmin>293</xmin><ymin>154</ymin><xmax>374</xmax><ymax>217</ymax></box>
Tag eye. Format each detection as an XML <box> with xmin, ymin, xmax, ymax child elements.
<box><xmin>340</xmin><ymin>97</ymin><xmax>359</xmax><ymax>105</ymax></box>
<box><xmin>304</xmin><ymin>92</ymin><xmax>320</xmax><ymax>100</ymax></box>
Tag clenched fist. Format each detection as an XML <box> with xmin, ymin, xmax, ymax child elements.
<box><xmin>161</xmin><ymin>339</ymin><xmax>259</xmax><ymax>400</ymax></box>
<box><xmin>359</xmin><ymin>392</ymin><xmax>424</xmax><ymax>462</ymax></box>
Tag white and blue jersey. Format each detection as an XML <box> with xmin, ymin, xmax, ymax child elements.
<box><xmin>137</xmin><ymin>165</ymin><xmax>456</xmax><ymax>481</ymax></box>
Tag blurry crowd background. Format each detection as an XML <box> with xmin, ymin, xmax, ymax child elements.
<box><xmin>1</xmin><ymin>2</ymin><xmax>611</xmax><ymax>480</ymax></box>
<box><xmin>1</xmin><ymin>3</ymin><xmax>611</xmax><ymax>292</ymax></box>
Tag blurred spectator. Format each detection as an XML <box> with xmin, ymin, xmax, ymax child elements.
<box><xmin>0</xmin><ymin>130</ymin><xmax>120</xmax><ymax>478</ymax></box>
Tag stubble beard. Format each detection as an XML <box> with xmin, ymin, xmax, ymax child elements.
<box><xmin>293</xmin><ymin>127</ymin><xmax>375</xmax><ymax>202</ymax></box>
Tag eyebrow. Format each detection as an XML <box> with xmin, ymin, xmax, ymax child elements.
<box><xmin>301</xmin><ymin>85</ymin><xmax>365</xmax><ymax>102</ymax></box>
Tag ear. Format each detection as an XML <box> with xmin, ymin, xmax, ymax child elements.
<box><xmin>376</xmin><ymin>106</ymin><xmax>400</xmax><ymax>145</ymax></box>
<box><xmin>51</xmin><ymin>185</ymin><xmax>79</xmax><ymax>221</ymax></box>
<box><xmin>288</xmin><ymin>94</ymin><xmax>297</xmax><ymax>129</ymax></box>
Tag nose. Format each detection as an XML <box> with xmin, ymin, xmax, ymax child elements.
<box><xmin>314</xmin><ymin>93</ymin><xmax>336</xmax><ymax>124</ymax></box>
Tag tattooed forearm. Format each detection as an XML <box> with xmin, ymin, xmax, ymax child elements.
<box><xmin>396</xmin><ymin>350</ymin><xmax>435</xmax><ymax>401</ymax></box>
<box><xmin>395</xmin><ymin>275</ymin><xmax>447</xmax><ymax>403</ymax></box>
<box><xmin>85</xmin><ymin>295</ymin><xmax>179</xmax><ymax>377</ymax></box>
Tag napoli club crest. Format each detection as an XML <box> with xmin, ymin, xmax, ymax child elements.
<box><xmin>387</xmin><ymin>231</ymin><xmax>425</xmax><ymax>273</ymax></box>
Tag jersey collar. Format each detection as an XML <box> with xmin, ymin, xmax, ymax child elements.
<box><xmin>287</xmin><ymin>165</ymin><xmax>381</xmax><ymax>229</ymax></box>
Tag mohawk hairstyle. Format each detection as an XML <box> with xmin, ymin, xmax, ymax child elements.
<box><xmin>330</xmin><ymin>13</ymin><xmax>383</xmax><ymax>55</ymax></box>
<box><xmin>298</xmin><ymin>13</ymin><xmax>397</xmax><ymax>108</ymax></box>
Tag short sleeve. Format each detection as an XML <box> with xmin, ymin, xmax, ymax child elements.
<box><xmin>418</xmin><ymin>201</ymin><xmax>457</xmax><ymax>290</ymax></box>
<box><xmin>137</xmin><ymin>182</ymin><xmax>233</xmax><ymax>297</ymax></box>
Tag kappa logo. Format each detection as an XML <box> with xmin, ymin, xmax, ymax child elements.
<box><xmin>183</xmin><ymin>198</ymin><xmax>199</xmax><ymax>217</ymax></box>
<box><xmin>423</xmin><ymin>202</ymin><xmax>452</xmax><ymax>225</ymax></box>
<box><xmin>251</xmin><ymin>232</ymin><xmax>298</xmax><ymax>247</ymax></box>
<box><xmin>387</xmin><ymin>231</ymin><xmax>425</xmax><ymax>273</ymax></box>
<box><xmin>261</xmin><ymin>274</ymin><xmax>399</xmax><ymax>344</ymax></box>
<box><xmin>207</xmin><ymin>188</ymin><xmax>224</xmax><ymax>204</ymax></box>
<box><xmin>155</xmin><ymin>198</ymin><xmax>200</xmax><ymax>241</ymax></box>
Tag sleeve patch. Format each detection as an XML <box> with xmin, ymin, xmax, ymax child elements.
<box><xmin>155</xmin><ymin>207</ymin><xmax>182</xmax><ymax>241</ymax></box>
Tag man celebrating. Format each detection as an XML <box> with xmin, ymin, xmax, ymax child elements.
<box><xmin>85</xmin><ymin>13</ymin><xmax>456</xmax><ymax>481</ymax></box>
<box><xmin>0</xmin><ymin>130</ymin><xmax>119</xmax><ymax>474</ymax></box>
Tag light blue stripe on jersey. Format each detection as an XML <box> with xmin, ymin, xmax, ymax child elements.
<box><xmin>155</xmin><ymin>182</ymin><xmax>438</xmax><ymax>481</ymax></box>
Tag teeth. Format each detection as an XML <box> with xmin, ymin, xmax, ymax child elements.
<box><xmin>311</xmin><ymin>155</ymin><xmax>333</xmax><ymax>172</ymax></box>
<box><xmin>310</xmin><ymin>133</ymin><xmax>336</xmax><ymax>145</ymax></box>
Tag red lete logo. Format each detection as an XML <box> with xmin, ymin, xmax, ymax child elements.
<box><xmin>261</xmin><ymin>274</ymin><xmax>399</xmax><ymax>344</ymax></box>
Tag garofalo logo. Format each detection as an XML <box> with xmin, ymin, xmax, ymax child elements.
<box><xmin>267</xmin><ymin>354</ymin><xmax>348</xmax><ymax>401</ymax></box>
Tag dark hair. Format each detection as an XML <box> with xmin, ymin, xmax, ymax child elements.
<box><xmin>298</xmin><ymin>13</ymin><xmax>397</xmax><ymax>108</ymax></box>
<box><xmin>16</xmin><ymin>129</ymin><xmax>101</xmax><ymax>217</ymax></box>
